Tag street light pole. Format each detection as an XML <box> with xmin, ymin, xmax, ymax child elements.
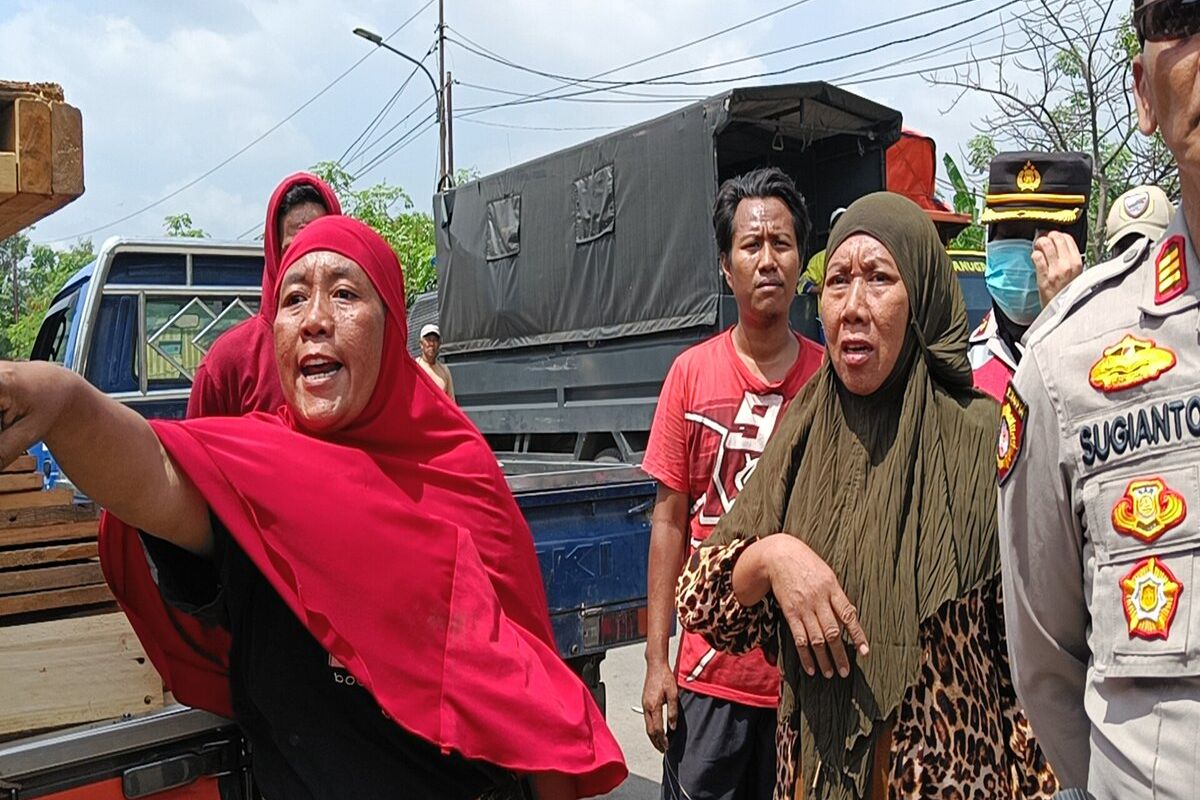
<box><xmin>352</xmin><ymin>27</ymin><xmax>449</xmax><ymax>191</ymax></box>
<box><xmin>438</xmin><ymin>0</ymin><xmax>447</xmax><ymax>188</ymax></box>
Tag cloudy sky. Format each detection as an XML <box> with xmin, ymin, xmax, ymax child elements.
<box><xmin>0</xmin><ymin>0</ymin><xmax>1051</xmax><ymax>246</ymax></box>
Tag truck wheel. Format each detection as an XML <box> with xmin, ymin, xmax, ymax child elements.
<box><xmin>592</xmin><ymin>447</ymin><xmax>622</xmax><ymax>464</ymax></box>
<box><xmin>566</xmin><ymin>654</ymin><xmax>607</xmax><ymax>716</ymax></box>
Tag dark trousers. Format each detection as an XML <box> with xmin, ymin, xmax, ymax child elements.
<box><xmin>661</xmin><ymin>689</ymin><xmax>776</xmax><ymax>800</ymax></box>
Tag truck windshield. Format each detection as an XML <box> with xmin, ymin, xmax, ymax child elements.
<box><xmin>30</xmin><ymin>286</ymin><xmax>83</xmax><ymax>363</ymax></box>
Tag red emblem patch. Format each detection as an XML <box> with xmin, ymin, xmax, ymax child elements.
<box><xmin>1155</xmin><ymin>235</ymin><xmax>1188</xmax><ymax>305</ymax></box>
<box><xmin>1111</xmin><ymin>477</ymin><xmax>1187</xmax><ymax>544</ymax></box>
<box><xmin>996</xmin><ymin>382</ymin><xmax>1027</xmax><ymax>485</ymax></box>
<box><xmin>1121</xmin><ymin>557</ymin><xmax>1183</xmax><ymax>640</ymax></box>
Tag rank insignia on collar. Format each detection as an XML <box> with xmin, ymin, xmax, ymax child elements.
<box><xmin>1121</xmin><ymin>557</ymin><xmax>1183</xmax><ymax>640</ymax></box>
<box><xmin>1111</xmin><ymin>478</ymin><xmax>1187</xmax><ymax>544</ymax></box>
<box><xmin>1088</xmin><ymin>334</ymin><xmax>1176</xmax><ymax>393</ymax></box>
<box><xmin>1155</xmin><ymin>235</ymin><xmax>1188</xmax><ymax>305</ymax></box>
<box><xmin>996</xmin><ymin>382</ymin><xmax>1027</xmax><ymax>485</ymax></box>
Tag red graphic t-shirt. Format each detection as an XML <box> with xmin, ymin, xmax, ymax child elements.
<box><xmin>642</xmin><ymin>328</ymin><xmax>824</xmax><ymax>707</ymax></box>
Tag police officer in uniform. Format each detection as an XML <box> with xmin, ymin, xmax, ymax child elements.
<box><xmin>969</xmin><ymin>151</ymin><xmax>1091</xmax><ymax>400</ymax></box>
<box><xmin>999</xmin><ymin>1</ymin><xmax>1200</xmax><ymax>796</ymax></box>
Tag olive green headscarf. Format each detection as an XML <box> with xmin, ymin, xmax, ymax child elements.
<box><xmin>706</xmin><ymin>192</ymin><xmax>1000</xmax><ymax>799</ymax></box>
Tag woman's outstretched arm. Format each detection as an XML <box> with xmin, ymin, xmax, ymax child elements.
<box><xmin>0</xmin><ymin>361</ymin><xmax>212</xmax><ymax>554</ymax></box>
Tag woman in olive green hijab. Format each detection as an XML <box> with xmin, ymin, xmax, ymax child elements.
<box><xmin>676</xmin><ymin>193</ymin><xmax>1056</xmax><ymax>800</ymax></box>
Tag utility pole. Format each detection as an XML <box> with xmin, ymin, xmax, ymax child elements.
<box><xmin>446</xmin><ymin>71</ymin><xmax>455</xmax><ymax>181</ymax></box>
<box><xmin>437</xmin><ymin>0</ymin><xmax>448</xmax><ymax>190</ymax></box>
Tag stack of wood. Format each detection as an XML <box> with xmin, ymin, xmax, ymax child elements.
<box><xmin>0</xmin><ymin>455</ymin><xmax>165</xmax><ymax>736</ymax></box>
<box><xmin>0</xmin><ymin>454</ymin><xmax>107</xmax><ymax>618</ymax></box>
<box><xmin>0</xmin><ymin>80</ymin><xmax>84</xmax><ymax>240</ymax></box>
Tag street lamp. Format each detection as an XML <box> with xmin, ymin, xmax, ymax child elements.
<box><xmin>352</xmin><ymin>27</ymin><xmax>449</xmax><ymax>191</ymax></box>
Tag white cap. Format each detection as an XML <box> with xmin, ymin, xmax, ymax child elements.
<box><xmin>1105</xmin><ymin>185</ymin><xmax>1174</xmax><ymax>253</ymax></box>
<box><xmin>420</xmin><ymin>323</ymin><xmax>440</xmax><ymax>339</ymax></box>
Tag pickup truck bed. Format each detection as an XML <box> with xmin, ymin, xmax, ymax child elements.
<box><xmin>0</xmin><ymin>463</ymin><xmax>654</xmax><ymax>799</ymax></box>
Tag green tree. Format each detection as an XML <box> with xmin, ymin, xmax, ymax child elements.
<box><xmin>929</xmin><ymin>1</ymin><xmax>1174</xmax><ymax>262</ymax></box>
<box><xmin>944</xmin><ymin>154</ymin><xmax>986</xmax><ymax>251</ymax></box>
<box><xmin>0</xmin><ymin>232</ymin><xmax>94</xmax><ymax>359</ymax></box>
<box><xmin>309</xmin><ymin>163</ymin><xmax>480</xmax><ymax>302</ymax></box>
<box><xmin>163</xmin><ymin>212</ymin><xmax>208</xmax><ymax>238</ymax></box>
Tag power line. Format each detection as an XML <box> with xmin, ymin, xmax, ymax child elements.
<box><xmin>450</xmin><ymin>0</ymin><xmax>995</xmax><ymax>92</ymax></box>
<box><xmin>43</xmin><ymin>4</ymin><xmax>434</xmax><ymax>244</ymax></box>
<box><xmin>455</xmin><ymin>0</ymin><xmax>1017</xmax><ymax>117</ymax></box>
<box><xmin>843</xmin><ymin>23</ymin><xmax>1123</xmax><ymax>86</ymax></box>
<box><xmin>454</xmin><ymin>80</ymin><xmax>704</xmax><ymax>104</ymax></box>
<box><xmin>455</xmin><ymin>77</ymin><xmax>704</xmax><ymax>102</ymax></box>
<box><xmin>338</xmin><ymin>43</ymin><xmax>433</xmax><ymax>166</ymax></box>
<box><xmin>343</xmin><ymin>91</ymin><xmax>437</xmax><ymax>169</ymax></box>
<box><xmin>832</xmin><ymin>12</ymin><xmax>1014</xmax><ymax>83</ymax></box>
<box><xmin>457</xmin><ymin>118</ymin><xmax>623</xmax><ymax>132</ymax></box>
<box><xmin>444</xmin><ymin>0</ymin><xmax>816</xmax><ymax>105</ymax></box>
<box><xmin>353</xmin><ymin>112</ymin><xmax>439</xmax><ymax>180</ymax></box>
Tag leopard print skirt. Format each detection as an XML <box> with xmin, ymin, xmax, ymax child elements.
<box><xmin>678</xmin><ymin>544</ymin><xmax>1058</xmax><ymax>800</ymax></box>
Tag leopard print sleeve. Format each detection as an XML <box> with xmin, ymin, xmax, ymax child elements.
<box><xmin>676</xmin><ymin>537</ymin><xmax>779</xmax><ymax>660</ymax></box>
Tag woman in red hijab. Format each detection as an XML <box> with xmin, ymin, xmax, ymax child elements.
<box><xmin>187</xmin><ymin>172</ymin><xmax>342</xmax><ymax>417</ymax></box>
<box><xmin>0</xmin><ymin>216</ymin><xmax>625</xmax><ymax>799</ymax></box>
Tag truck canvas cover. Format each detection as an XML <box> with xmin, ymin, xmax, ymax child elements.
<box><xmin>434</xmin><ymin>82</ymin><xmax>902</xmax><ymax>353</ymax></box>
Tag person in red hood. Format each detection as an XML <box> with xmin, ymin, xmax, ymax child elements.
<box><xmin>187</xmin><ymin>172</ymin><xmax>342</xmax><ymax>418</ymax></box>
<box><xmin>0</xmin><ymin>216</ymin><xmax>625</xmax><ymax>800</ymax></box>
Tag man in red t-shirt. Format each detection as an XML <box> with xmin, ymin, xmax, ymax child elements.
<box><xmin>641</xmin><ymin>167</ymin><xmax>823</xmax><ymax>799</ymax></box>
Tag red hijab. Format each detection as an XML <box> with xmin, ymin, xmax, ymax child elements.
<box><xmin>186</xmin><ymin>172</ymin><xmax>343</xmax><ymax>418</ymax></box>
<box><xmin>101</xmin><ymin>216</ymin><xmax>625</xmax><ymax>795</ymax></box>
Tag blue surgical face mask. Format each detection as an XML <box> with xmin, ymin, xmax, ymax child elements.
<box><xmin>985</xmin><ymin>238</ymin><xmax>1041</xmax><ymax>325</ymax></box>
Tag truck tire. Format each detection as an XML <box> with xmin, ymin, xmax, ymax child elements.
<box><xmin>565</xmin><ymin>654</ymin><xmax>607</xmax><ymax>716</ymax></box>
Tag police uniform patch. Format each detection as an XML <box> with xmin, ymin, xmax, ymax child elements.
<box><xmin>1016</xmin><ymin>161</ymin><xmax>1042</xmax><ymax>192</ymax></box>
<box><xmin>1111</xmin><ymin>477</ymin><xmax>1187</xmax><ymax>543</ymax></box>
<box><xmin>1155</xmin><ymin>235</ymin><xmax>1188</xmax><ymax>305</ymax></box>
<box><xmin>1088</xmin><ymin>334</ymin><xmax>1177</xmax><ymax>393</ymax></box>
<box><xmin>1121</xmin><ymin>557</ymin><xmax>1183</xmax><ymax>640</ymax></box>
<box><xmin>996</xmin><ymin>382</ymin><xmax>1027</xmax><ymax>485</ymax></box>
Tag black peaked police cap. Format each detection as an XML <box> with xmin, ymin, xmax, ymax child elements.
<box><xmin>981</xmin><ymin>151</ymin><xmax>1093</xmax><ymax>227</ymax></box>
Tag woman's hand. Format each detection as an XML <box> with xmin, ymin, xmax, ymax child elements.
<box><xmin>0</xmin><ymin>360</ymin><xmax>212</xmax><ymax>555</ymax></box>
<box><xmin>739</xmin><ymin>535</ymin><xmax>869</xmax><ymax>679</ymax></box>
<box><xmin>0</xmin><ymin>361</ymin><xmax>84</xmax><ymax>464</ymax></box>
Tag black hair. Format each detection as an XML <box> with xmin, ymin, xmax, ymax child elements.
<box><xmin>276</xmin><ymin>184</ymin><xmax>327</xmax><ymax>224</ymax></box>
<box><xmin>712</xmin><ymin>167</ymin><xmax>811</xmax><ymax>262</ymax></box>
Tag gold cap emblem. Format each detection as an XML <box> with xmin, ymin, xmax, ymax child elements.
<box><xmin>1016</xmin><ymin>161</ymin><xmax>1042</xmax><ymax>192</ymax></box>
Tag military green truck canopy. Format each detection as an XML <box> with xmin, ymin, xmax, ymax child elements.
<box><xmin>434</xmin><ymin>82</ymin><xmax>902</xmax><ymax>354</ymax></box>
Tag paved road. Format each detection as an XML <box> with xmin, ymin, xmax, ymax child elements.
<box><xmin>597</xmin><ymin>640</ymin><xmax>672</xmax><ymax>799</ymax></box>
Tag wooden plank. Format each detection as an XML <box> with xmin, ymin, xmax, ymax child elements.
<box><xmin>0</xmin><ymin>189</ymin><xmax>76</xmax><ymax>240</ymax></box>
<box><xmin>15</xmin><ymin>97</ymin><xmax>52</xmax><ymax>195</ymax></box>
<box><xmin>0</xmin><ymin>583</ymin><xmax>113</xmax><ymax>618</ymax></box>
<box><xmin>0</xmin><ymin>501</ymin><xmax>96</xmax><ymax>531</ymax></box>
<box><xmin>51</xmin><ymin>102</ymin><xmax>83</xmax><ymax>196</ymax></box>
<box><xmin>0</xmin><ymin>541</ymin><xmax>97</xmax><ymax>569</ymax></box>
<box><xmin>0</xmin><ymin>487</ymin><xmax>74</xmax><ymax>511</ymax></box>
<box><xmin>0</xmin><ymin>151</ymin><xmax>14</xmax><ymax>195</ymax></box>
<box><xmin>0</xmin><ymin>562</ymin><xmax>103</xmax><ymax>596</ymax></box>
<box><xmin>0</xmin><ymin>612</ymin><xmax>163</xmax><ymax>735</ymax></box>
<box><xmin>0</xmin><ymin>521</ymin><xmax>97</xmax><ymax>549</ymax></box>
<box><xmin>2</xmin><ymin>454</ymin><xmax>37</xmax><ymax>474</ymax></box>
<box><xmin>0</xmin><ymin>473</ymin><xmax>43</xmax><ymax>494</ymax></box>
